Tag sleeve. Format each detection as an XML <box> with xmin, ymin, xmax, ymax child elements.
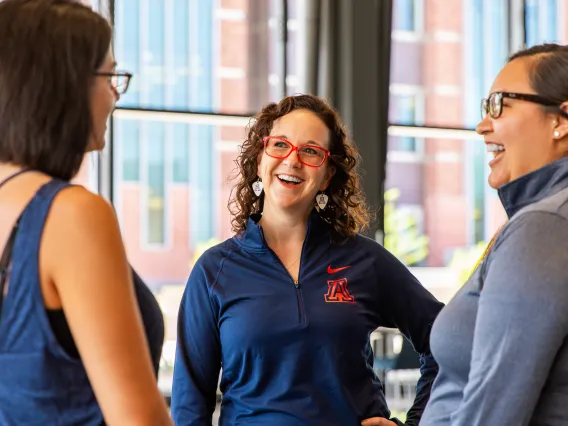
<box><xmin>171</xmin><ymin>256</ymin><xmax>223</xmax><ymax>426</ymax></box>
<box><xmin>375</xmin><ymin>246</ymin><xmax>445</xmax><ymax>426</ymax></box>
<box><xmin>449</xmin><ymin>212</ymin><xmax>568</xmax><ymax>426</ymax></box>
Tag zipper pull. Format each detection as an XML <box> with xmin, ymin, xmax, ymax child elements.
<box><xmin>294</xmin><ymin>280</ymin><xmax>299</xmax><ymax>288</ymax></box>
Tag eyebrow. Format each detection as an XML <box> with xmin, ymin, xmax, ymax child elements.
<box><xmin>274</xmin><ymin>135</ymin><xmax>324</xmax><ymax>147</ymax></box>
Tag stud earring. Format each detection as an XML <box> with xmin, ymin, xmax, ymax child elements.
<box><xmin>316</xmin><ymin>192</ymin><xmax>329</xmax><ymax>210</ymax></box>
<box><xmin>554</xmin><ymin>131</ymin><xmax>561</xmax><ymax>138</ymax></box>
<box><xmin>252</xmin><ymin>178</ymin><xmax>263</xmax><ymax>197</ymax></box>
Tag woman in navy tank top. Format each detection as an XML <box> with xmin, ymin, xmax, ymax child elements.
<box><xmin>0</xmin><ymin>1</ymin><xmax>172</xmax><ymax>425</ymax></box>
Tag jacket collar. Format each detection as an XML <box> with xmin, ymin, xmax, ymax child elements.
<box><xmin>235</xmin><ymin>209</ymin><xmax>330</xmax><ymax>251</ymax></box>
<box><xmin>499</xmin><ymin>156</ymin><xmax>568</xmax><ymax>218</ymax></box>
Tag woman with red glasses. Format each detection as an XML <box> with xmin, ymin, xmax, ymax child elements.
<box><xmin>172</xmin><ymin>94</ymin><xmax>443</xmax><ymax>426</ymax></box>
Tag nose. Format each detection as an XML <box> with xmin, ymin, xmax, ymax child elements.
<box><xmin>283</xmin><ymin>147</ymin><xmax>302</xmax><ymax>168</ymax></box>
<box><xmin>476</xmin><ymin>114</ymin><xmax>492</xmax><ymax>135</ymax></box>
<box><xmin>113</xmin><ymin>87</ymin><xmax>120</xmax><ymax>102</ymax></box>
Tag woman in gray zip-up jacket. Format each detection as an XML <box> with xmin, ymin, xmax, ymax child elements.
<box><xmin>419</xmin><ymin>43</ymin><xmax>568</xmax><ymax>426</ymax></box>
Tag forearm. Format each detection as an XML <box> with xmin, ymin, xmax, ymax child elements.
<box><xmin>403</xmin><ymin>352</ymin><xmax>438</xmax><ymax>426</ymax></box>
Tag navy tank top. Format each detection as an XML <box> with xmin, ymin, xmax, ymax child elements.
<box><xmin>0</xmin><ymin>178</ymin><xmax>165</xmax><ymax>425</ymax></box>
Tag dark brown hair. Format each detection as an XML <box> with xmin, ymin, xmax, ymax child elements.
<box><xmin>229</xmin><ymin>94</ymin><xmax>371</xmax><ymax>243</ymax></box>
<box><xmin>0</xmin><ymin>0</ymin><xmax>112</xmax><ymax>181</ymax></box>
<box><xmin>508</xmin><ymin>43</ymin><xmax>568</xmax><ymax>116</ymax></box>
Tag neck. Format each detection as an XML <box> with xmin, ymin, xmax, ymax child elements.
<box><xmin>259</xmin><ymin>204</ymin><xmax>312</xmax><ymax>247</ymax></box>
<box><xmin>0</xmin><ymin>163</ymin><xmax>25</xmax><ymax>178</ymax></box>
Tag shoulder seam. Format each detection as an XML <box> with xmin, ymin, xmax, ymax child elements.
<box><xmin>492</xmin><ymin>210</ymin><xmax>568</xmax><ymax>254</ymax></box>
<box><xmin>209</xmin><ymin>246</ymin><xmax>237</xmax><ymax>294</ymax></box>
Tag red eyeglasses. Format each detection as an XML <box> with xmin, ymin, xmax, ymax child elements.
<box><xmin>262</xmin><ymin>136</ymin><xmax>330</xmax><ymax>167</ymax></box>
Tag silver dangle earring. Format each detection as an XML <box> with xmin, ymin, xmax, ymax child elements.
<box><xmin>252</xmin><ymin>178</ymin><xmax>264</xmax><ymax>197</ymax></box>
<box><xmin>316</xmin><ymin>191</ymin><xmax>329</xmax><ymax>210</ymax></box>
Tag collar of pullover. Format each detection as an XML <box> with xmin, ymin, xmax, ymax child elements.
<box><xmin>499</xmin><ymin>156</ymin><xmax>568</xmax><ymax>218</ymax></box>
<box><xmin>235</xmin><ymin>209</ymin><xmax>330</xmax><ymax>252</ymax></box>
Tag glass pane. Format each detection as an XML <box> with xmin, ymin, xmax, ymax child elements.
<box><xmin>147</xmin><ymin>123</ymin><xmax>166</xmax><ymax>245</ymax></box>
<box><xmin>113</xmin><ymin>0</ymin><xmax>302</xmax><ymax>115</ymax></box>
<box><xmin>72</xmin><ymin>153</ymin><xmax>99</xmax><ymax>193</ymax></box>
<box><xmin>112</xmin><ymin>113</ymin><xmax>248</xmax><ymax>388</ymax></box>
<box><xmin>393</xmin><ymin>0</ymin><xmax>416</xmax><ymax>32</ymax></box>
<box><xmin>390</xmin><ymin>0</ymin><xmax>510</xmax><ymax>129</ymax></box>
<box><xmin>172</xmin><ymin>124</ymin><xmax>190</xmax><ymax>183</ymax></box>
<box><xmin>525</xmin><ymin>0</ymin><xmax>562</xmax><ymax>46</ymax></box>
<box><xmin>385</xmin><ymin>130</ymin><xmax>507</xmax><ymax>300</ymax></box>
<box><xmin>115</xmin><ymin>119</ymin><xmax>140</xmax><ymax>182</ymax></box>
<box><xmin>389</xmin><ymin>91</ymin><xmax>425</xmax><ymax>152</ymax></box>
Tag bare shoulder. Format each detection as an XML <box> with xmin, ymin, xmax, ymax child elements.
<box><xmin>42</xmin><ymin>184</ymin><xmax>125</xmax><ymax>278</ymax></box>
<box><xmin>48</xmin><ymin>185</ymin><xmax>117</xmax><ymax>229</ymax></box>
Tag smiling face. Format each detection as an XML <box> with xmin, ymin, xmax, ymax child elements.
<box><xmin>257</xmin><ymin>108</ymin><xmax>335</xmax><ymax>217</ymax></box>
<box><xmin>476</xmin><ymin>57</ymin><xmax>566</xmax><ymax>189</ymax></box>
<box><xmin>88</xmin><ymin>45</ymin><xmax>119</xmax><ymax>152</ymax></box>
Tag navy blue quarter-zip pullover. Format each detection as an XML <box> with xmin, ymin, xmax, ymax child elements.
<box><xmin>172</xmin><ymin>212</ymin><xmax>443</xmax><ymax>426</ymax></box>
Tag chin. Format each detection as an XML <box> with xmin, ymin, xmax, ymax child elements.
<box><xmin>488</xmin><ymin>174</ymin><xmax>509</xmax><ymax>190</ymax></box>
<box><xmin>86</xmin><ymin>137</ymin><xmax>106</xmax><ymax>153</ymax></box>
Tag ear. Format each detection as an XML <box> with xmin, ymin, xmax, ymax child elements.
<box><xmin>553</xmin><ymin>102</ymin><xmax>568</xmax><ymax>139</ymax></box>
<box><xmin>320</xmin><ymin>165</ymin><xmax>336</xmax><ymax>191</ymax></box>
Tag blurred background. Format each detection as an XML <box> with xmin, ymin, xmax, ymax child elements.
<box><xmin>73</xmin><ymin>0</ymin><xmax>568</xmax><ymax>419</ymax></box>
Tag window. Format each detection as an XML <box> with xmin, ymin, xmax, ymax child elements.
<box><xmin>393</xmin><ymin>0</ymin><xmax>419</xmax><ymax>32</ymax></box>
<box><xmin>115</xmin><ymin>0</ymin><xmax>140</xmax><ymax>106</ymax></box>
<box><xmin>188</xmin><ymin>124</ymin><xmax>214</xmax><ymax>248</ymax></box>
<box><xmin>525</xmin><ymin>0</ymin><xmax>560</xmax><ymax>47</ymax></box>
<box><xmin>146</xmin><ymin>123</ymin><xmax>166</xmax><ymax>246</ymax></box>
<box><xmin>144</xmin><ymin>1</ymin><xmax>165</xmax><ymax>107</ymax></box>
<box><xmin>71</xmin><ymin>154</ymin><xmax>99</xmax><ymax>193</ymax></box>
<box><xmin>390</xmin><ymin>0</ymin><xmax>463</xmax><ymax>128</ymax></box>
<box><xmin>389</xmin><ymin>87</ymin><xmax>425</xmax><ymax>153</ymax></box>
<box><xmin>388</xmin><ymin>0</ymin><xmax>510</xmax><ymax>294</ymax></box>
<box><xmin>115</xmin><ymin>0</ymin><xmax>279</xmax><ymax>115</ymax></box>
<box><xmin>112</xmin><ymin>112</ymin><xmax>247</xmax><ymax>372</ymax></box>
<box><xmin>172</xmin><ymin>124</ymin><xmax>189</xmax><ymax>183</ymax></box>
<box><xmin>118</xmin><ymin>120</ymin><xmax>140</xmax><ymax>182</ymax></box>
<box><xmin>172</xmin><ymin>0</ymin><xmax>189</xmax><ymax>110</ymax></box>
<box><xmin>462</xmin><ymin>0</ymin><xmax>509</xmax><ymax>245</ymax></box>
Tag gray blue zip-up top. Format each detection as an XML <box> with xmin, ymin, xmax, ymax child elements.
<box><xmin>420</xmin><ymin>156</ymin><xmax>568</xmax><ymax>426</ymax></box>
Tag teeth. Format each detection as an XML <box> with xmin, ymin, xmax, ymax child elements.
<box><xmin>278</xmin><ymin>174</ymin><xmax>303</xmax><ymax>183</ymax></box>
<box><xmin>486</xmin><ymin>144</ymin><xmax>505</xmax><ymax>152</ymax></box>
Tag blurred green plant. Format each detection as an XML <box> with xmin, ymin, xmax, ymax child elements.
<box><xmin>383</xmin><ymin>188</ymin><xmax>429</xmax><ymax>266</ymax></box>
<box><xmin>448</xmin><ymin>241</ymin><xmax>488</xmax><ymax>284</ymax></box>
<box><xmin>192</xmin><ymin>238</ymin><xmax>221</xmax><ymax>265</ymax></box>
<box><xmin>390</xmin><ymin>411</ymin><xmax>406</xmax><ymax>422</ymax></box>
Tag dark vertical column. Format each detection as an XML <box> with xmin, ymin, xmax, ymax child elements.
<box><xmin>331</xmin><ymin>0</ymin><xmax>393</xmax><ymax>241</ymax></box>
<box><xmin>274</xmin><ymin>0</ymin><xmax>289</xmax><ymax>98</ymax></box>
<box><xmin>247</xmin><ymin>0</ymin><xmax>270</xmax><ymax>112</ymax></box>
<box><xmin>304</xmin><ymin>0</ymin><xmax>321</xmax><ymax>94</ymax></box>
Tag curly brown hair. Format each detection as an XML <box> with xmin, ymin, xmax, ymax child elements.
<box><xmin>228</xmin><ymin>94</ymin><xmax>371</xmax><ymax>243</ymax></box>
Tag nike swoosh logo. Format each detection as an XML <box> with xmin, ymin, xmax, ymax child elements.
<box><xmin>327</xmin><ymin>265</ymin><xmax>351</xmax><ymax>274</ymax></box>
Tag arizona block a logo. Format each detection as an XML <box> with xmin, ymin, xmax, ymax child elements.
<box><xmin>324</xmin><ymin>278</ymin><xmax>355</xmax><ymax>303</ymax></box>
